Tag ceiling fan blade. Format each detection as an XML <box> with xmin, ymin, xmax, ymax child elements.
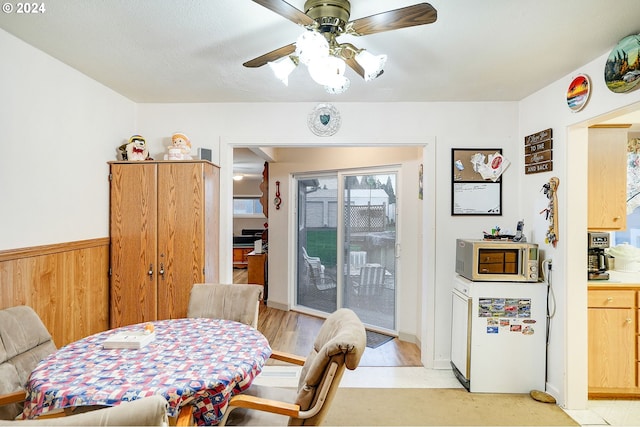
<box><xmin>243</xmin><ymin>43</ymin><xmax>297</xmax><ymax>68</ymax></box>
<box><xmin>348</xmin><ymin>3</ymin><xmax>437</xmax><ymax>36</ymax></box>
<box><xmin>251</xmin><ymin>0</ymin><xmax>315</xmax><ymax>27</ymax></box>
<box><xmin>345</xmin><ymin>57</ymin><xmax>365</xmax><ymax>79</ymax></box>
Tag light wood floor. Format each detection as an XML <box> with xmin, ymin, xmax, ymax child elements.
<box><xmin>234</xmin><ymin>268</ymin><xmax>422</xmax><ymax>367</ymax></box>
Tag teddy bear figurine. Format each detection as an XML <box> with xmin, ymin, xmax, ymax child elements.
<box><xmin>164</xmin><ymin>132</ymin><xmax>192</xmax><ymax>160</ymax></box>
<box><xmin>119</xmin><ymin>135</ymin><xmax>150</xmax><ymax>161</ymax></box>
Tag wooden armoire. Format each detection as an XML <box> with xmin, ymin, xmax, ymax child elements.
<box><xmin>108</xmin><ymin>160</ymin><xmax>220</xmax><ymax>328</ymax></box>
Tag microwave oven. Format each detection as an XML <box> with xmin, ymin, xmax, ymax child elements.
<box><xmin>455</xmin><ymin>239</ymin><xmax>539</xmax><ymax>282</ymax></box>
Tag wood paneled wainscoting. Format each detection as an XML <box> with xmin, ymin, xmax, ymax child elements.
<box><xmin>0</xmin><ymin>238</ymin><xmax>109</xmax><ymax>347</ymax></box>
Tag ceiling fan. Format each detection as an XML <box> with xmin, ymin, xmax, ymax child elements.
<box><xmin>244</xmin><ymin>0</ymin><xmax>438</xmax><ymax>93</ymax></box>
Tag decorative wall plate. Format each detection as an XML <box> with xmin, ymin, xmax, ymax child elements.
<box><xmin>566</xmin><ymin>74</ymin><xmax>590</xmax><ymax>112</ymax></box>
<box><xmin>308</xmin><ymin>103</ymin><xmax>341</xmax><ymax>137</ymax></box>
<box><xmin>605</xmin><ymin>34</ymin><xmax>640</xmax><ymax>94</ymax></box>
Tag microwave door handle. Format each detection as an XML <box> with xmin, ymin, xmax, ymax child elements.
<box><xmin>519</xmin><ymin>248</ymin><xmax>524</xmax><ymax>275</ymax></box>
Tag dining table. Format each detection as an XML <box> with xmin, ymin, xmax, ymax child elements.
<box><xmin>22</xmin><ymin>317</ymin><xmax>272</xmax><ymax>426</ymax></box>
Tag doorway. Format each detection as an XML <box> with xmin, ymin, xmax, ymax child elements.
<box><xmin>295</xmin><ymin>168</ymin><xmax>398</xmax><ymax>332</ymax></box>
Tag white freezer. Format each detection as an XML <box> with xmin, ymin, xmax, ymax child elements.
<box><xmin>451</xmin><ymin>274</ymin><xmax>548</xmax><ymax>393</ymax></box>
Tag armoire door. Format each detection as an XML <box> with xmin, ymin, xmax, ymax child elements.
<box><xmin>157</xmin><ymin>162</ymin><xmax>206</xmax><ymax>320</ymax></box>
<box><xmin>110</xmin><ymin>163</ymin><xmax>158</xmax><ymax>328</ymax></box>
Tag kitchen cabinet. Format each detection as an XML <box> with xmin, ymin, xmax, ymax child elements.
<box><xmin>247</xmin><ymin>252</ymin><xmax>267</xmax><ymax>286</ymax></box>
<box><xmin>587</xmin><ymin>126</ymin><xmax>629</xmax><ymax>231</ymax></box>
<box><xmin>588</xmin><ymin>287</ymin><xmax>638</xmax><ymax>396</ymax></box>
<box><xmin>233</xmin><ymin>247</ymin><xmax>253</xmax><ymax>268</ymax></box>
<box><xmin>109</xmin><ymin>161</ymin><xmax>220</xmax><ymax>328</ymax></box>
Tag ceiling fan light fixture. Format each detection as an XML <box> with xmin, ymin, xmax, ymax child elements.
<box><xmin>355</xmin><ymin>50</ymin><xmax>387</xmax><ymax>81</ymax></box>
<box><xmin>295</xmin><ymin>30</ymin><xmax>329</xmax><ymax>65</ymax></box>
<box><xmin>268</xmin><ymin>56</ymin><xmax>298</xmax><ymax>86</ymax></box>
<box><xmin>247</xmin><ymin>1</ymin><xmax>438</xmax><ymax>95</ymax></box>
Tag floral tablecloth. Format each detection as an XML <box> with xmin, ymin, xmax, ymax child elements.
<box><xmin>23</xmin><ymin>318</ymin><xmax>272</xmax><ymax>425</ymax></box>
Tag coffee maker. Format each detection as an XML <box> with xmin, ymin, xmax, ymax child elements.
<box><xmin>588</xmin><ymin>232</ymin><xmax>610</xmax><ymax>280</ymax></box>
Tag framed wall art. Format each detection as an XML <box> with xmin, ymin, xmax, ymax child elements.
<box><xmin>566</xmin><ymin>74</ymin><xmax>590</xmax><ymax>112</ymax></box>
<box><xmin>451</xmin><ymin>148</ymin><xmax>503</xmax><ymax>216</ymax></box>
<box><xmin>605</xmin><ymin>33</ymin><xmax>640</xmax><ymax>94</ymax></box>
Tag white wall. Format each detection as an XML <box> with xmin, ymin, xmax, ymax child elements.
<box><xmin>519</xmin><ymin>51</ymin><xmax>640</xmax><ymax>409</ymax></box>
<box><xmin>0</xmin><ymin>29</ymin><xmax>135</xmax><ymax>251</ymax></box>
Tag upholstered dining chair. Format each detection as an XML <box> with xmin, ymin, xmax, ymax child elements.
<box><xmin>187</xmin><ymin>283</ymin><xmax>264</xmax><ymax>328</ymax></box>
<box><xmin>218</xmin><ymin>308</ymin><xmax>366</xmax><ymax>426</ymax></box>
<box><xmin>0</xmin><ymin>306</ymin><xmax>57</xmax><ymax>422</ymax></box>
<box><xmin>0</xmin><ymin>395</ymin><xmax>169</xmax><ymax>426</ymax></box>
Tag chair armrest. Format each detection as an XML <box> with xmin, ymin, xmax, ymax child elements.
<box><xmin>0</xmin><ymin>391</ymin><xmax>68</xmax><ymax>420</ymax></box>
<box><xmin>270</xmin><ymin>350</ymin><xmax>306</xmax><ymax>365</ymax></box>
<box><xmin>227</xmin><ymin>394</ymin><xmax>300</xmax><ymax>418</ymax></box>
<box><xmin>0</xmin><ymin>390</ymin><xmax>26</xmax><ymax>406</ymax></box>
<box><xmin>175</xmin><ymin>404</ymin><xmax>194</xmax><ymax>426</ymax></box>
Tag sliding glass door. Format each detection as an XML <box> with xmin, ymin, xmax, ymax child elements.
<box><xmin>296</xmin><ymin>175</ymin><xmax>338</xmax><ymax>314</ymax></box>
<box><xmin>342</xmin><ymin>172</ymin><xmax>397</xmax><ymax>330</ymax></box>
<box><xmin>296</xmin><ymin>169</ymin><xmax>397</xmax><ymax>331</ymax></box>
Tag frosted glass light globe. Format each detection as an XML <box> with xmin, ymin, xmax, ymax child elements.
<box><xmin>295</xmin><ymin>31</ymin><xmax>329</xmax><ymax>65</ymax></box>
<box><xmin>307</xmin><ymin>55</ymin><xmax>346</xmax><ymax>86</ymax></box>
<box><xmin>325</xmin><ymin>75</ymin><xmax>351</xmax><ymax>94</ymax></box>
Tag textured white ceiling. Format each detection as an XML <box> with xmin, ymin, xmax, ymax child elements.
<box><xmin>2</xmin><ymin>0</ymin><xmax>640</xmax><ymax>103</ymax></box>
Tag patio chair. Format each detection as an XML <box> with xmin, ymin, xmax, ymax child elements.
<box><xmin>219</xmin><ymin>308</ymin><xmax>366</xmax><ymax>426</ymax></box>
<box><xmin>187</xmin><ymin>283</ymin><xmax>264</xmax><ymax>328</ymax></box>
<box><xmin>348</xmin><ymin>251</ymin><xmax>367</xmax><ymax>274</ymax></box>
<box><xmin>302</xmin><ymin>247</ymin><xmax>335</xmax><ymax>291</ymax></box>
<box><xmin>352</xmin><ymin>264</ymin><xmax>386</xmax><ymax>298</ymax></box>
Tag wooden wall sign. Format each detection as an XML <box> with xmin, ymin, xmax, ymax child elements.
<box><xmin>524</xmin><ymin>128</ymin><xmax>553</xmax><ymax>174</ymax></box>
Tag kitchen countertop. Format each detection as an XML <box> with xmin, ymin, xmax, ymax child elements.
<box><xmin>588</xmin><ymin>270</ymin><xmax>640</xmax><ymax>287</ymax></box>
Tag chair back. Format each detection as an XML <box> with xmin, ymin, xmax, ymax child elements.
<box><xmin>348</xmin><ymin>251</ymin><xmax>367</xmax><ymax>272</ymax></box>
<box><xmin>301</xmin><ymin>248</ymin><xmax>323</xmax><ymax>272</ymax></box>
<box><xmin>0</xmin><ymin>306</ymin><xmax>57</xmax><ymax>420</ymax></box>
<box><xmin>357</xmin><ymin>264</ymin><xmax>386</xmax><ymax>297</ymax></box>
<box><xmin>0</xmin><ymin>395</ymin><xmax>169</xmax><ymax>426</ymax></box>
<box><xmin>303</xmin><ymin>256</ymin><xmax>322</xmax><ymax>287</ymax></box>
<box><xmin>302</xmin><ymin>247</ymin><xmax>334</xmax><ymax>291</ymax></box>
<box><xmin>187</xmin><ymin>283</ymin><xmax>263</xmax><ymax>328</ymax></box>
<box><xmin>290</xmin><ymin>308</ymin><xmax>366</xmax><ymax>426</ymax></box>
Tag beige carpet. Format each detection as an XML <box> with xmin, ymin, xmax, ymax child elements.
<box><xmin>323</xmin><ymin>388</ymin><xmax>579</xmax><ymax>426</ymax></box>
